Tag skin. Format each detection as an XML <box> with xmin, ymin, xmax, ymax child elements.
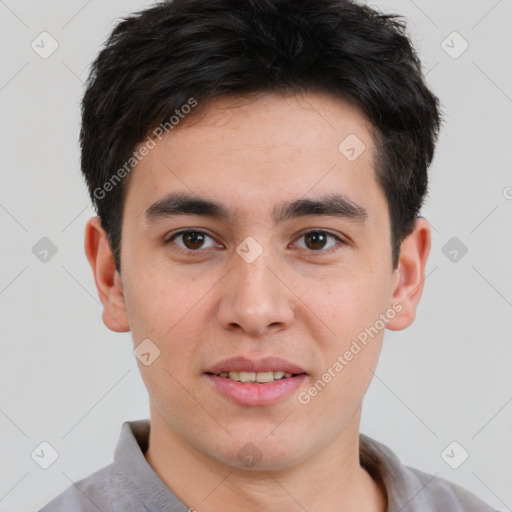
<box><xmin>85</xmin><ymin>91</ymin><xmax>430</xmax><ymax>511</ymax></box>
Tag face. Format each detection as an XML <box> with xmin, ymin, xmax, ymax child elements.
<box><xmin>91</xmin><ymin>91</ymin><xmax>422</xmax><ymax>471</ymax></box>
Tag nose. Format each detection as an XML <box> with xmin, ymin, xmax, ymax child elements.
<box><xmin>216</xmin><ymin>244</ymin><xmax>295</xmax><ymax>337</ymax></box>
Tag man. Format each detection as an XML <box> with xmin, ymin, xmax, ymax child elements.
<box><xmin>40</xmin><ymin>0</ymin><xmax>497</xmax><ymax>510</ymax></box>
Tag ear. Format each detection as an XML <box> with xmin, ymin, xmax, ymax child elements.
<box><xmin>84</xmin><ymin>216</ymin><xmax>130</xmax><ymax>333</ymax></box>
<box><xmin>386</xmin><ymin>216</ymin><xmax>431</xmax><ymax>331</ymax></box>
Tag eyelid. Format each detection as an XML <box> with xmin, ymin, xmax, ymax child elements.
<box><xmin>165</xmin><ymin>228</ymin><xmax>206</xmax><ymax>243</ymax></box>
<box><xmin>293</xmin><ymin>228</ymin><xmax>347</xmax><ymax>243</ymax></box>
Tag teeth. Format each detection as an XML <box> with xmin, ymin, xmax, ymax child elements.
<box><xmin>219</xmin><ymin>370</ymin><xmax>294</xmax><ymax>383</ymax></box>
<box><xmin>251</xmin><ymin>371</ymin><xmax>273</xmax><ymax>383</ymax></box>
<box><xmin>239</xmin><ymin>371</ymin><xmax>256</xmax><ymax>382</ymax></box>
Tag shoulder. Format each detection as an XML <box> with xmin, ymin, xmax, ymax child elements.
<box><xmin>359</xmin><ymin>433</ymin><xmax>499</xmax><ymax>512</ymax></box>
<box><xmin>38</xmin><ymin>464</ymin><xmax>116</xmax><ymax>512</ymax></box>
<box><xmin>401</xmin><ymin>464</ymin><xmax>499</xmax><ymax>512</ymax></box>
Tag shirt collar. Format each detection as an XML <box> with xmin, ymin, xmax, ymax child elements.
<box><xmin>111</xmin><ymin>419</ymin><xmax>189</xmax><ymax>512</ymax></box>
<box><xmin>359</xmin><ymin>432</ymin><xmax>437</xmax><ymax>512</ymax></box>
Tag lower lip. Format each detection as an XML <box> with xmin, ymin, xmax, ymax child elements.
<box><xmin>205</xmin><ymin>374</ymin><xmax>308</xmax><ymax>406</ymax></box>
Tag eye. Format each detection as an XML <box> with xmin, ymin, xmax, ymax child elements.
<box><xmin>166</xmin><ymin>230</ymin><xmax>220</xmax><ymax>252</ymax></box>
<box><xmin>165</xmin><ymin>229</ymin><xmax>346</xmax><ymax>255</ymax></box>
<box><xmin>293</xmin><ymin>230</ymin><xmax>345</xmax><ymax>253</ymax></box>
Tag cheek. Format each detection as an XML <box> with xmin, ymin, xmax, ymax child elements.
<box><xmin>300</xmin><ymin>265</ymin><xmax>391</xmax><ymax>390</ymax></box>
<box><xmin>122</xmin><ymin>262</ymin><xmax>206</xmax><ymax>338</ymax></box>
<box><xmin>123</xmin><ymin>267</ymin><xmax>218</xmax><ymax>386</ymax></box>
<box><xmin>304</xmin><ymin>264</ymin><xmax>392</xmax><ymax>339</ymax></box>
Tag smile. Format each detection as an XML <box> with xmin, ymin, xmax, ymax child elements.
<box><xmin>211</xmin><ymin>370</ymin><xmax>297</xmax><ymax>383</ymax></box>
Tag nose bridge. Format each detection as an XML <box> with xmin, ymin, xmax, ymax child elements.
<box><xmin>236</xmin><ymin>234</ymin><xmax>270</xmax><ymax>271</ymax></box>
<box><xmin>233</xmin><ymin>236</ymin><xmax>280</xmax><ymax>305</ymax></box>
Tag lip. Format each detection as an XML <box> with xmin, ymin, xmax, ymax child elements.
<box><xmin>206</xmin><ymin>373</ymin><xmax>308</xmax><ymax>406</ymax></box>
<box><xmin>204</xmin><ymin>356</ymin><xmax>308</xmax><ymax>406</ymax></box>
<box><xmin>205</xmin><ymin>356</ymin><xmax>307</xmax><ymax>375</ymax></box>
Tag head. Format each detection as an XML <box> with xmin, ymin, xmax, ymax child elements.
<box><xmin>83</xmin><ymin>0</ymin><xmax>441</xmax><ymax>471</ymax></box>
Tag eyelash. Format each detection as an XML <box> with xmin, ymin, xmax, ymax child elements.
<box><xmin>164</xmin><ymin>229</ymin><xmax>346</xmax><ymax>255</ymax></box>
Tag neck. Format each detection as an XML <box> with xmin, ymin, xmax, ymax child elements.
<box><xmin>144</xmin><ymin>408</ymin><xmax>387</xmax><ymax>512</ymax></box>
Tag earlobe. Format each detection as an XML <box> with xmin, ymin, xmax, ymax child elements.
<box><xmin>84</xmin><ymin>216</ymin><xmax>131</xmax><ymax>333</ymax></box>
<box><xmin>386</xmin><ymin>217</ymin><xmax>431</xmax><ymax>331</ymax></box>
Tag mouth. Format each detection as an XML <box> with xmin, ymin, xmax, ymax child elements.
<box><xmin>205</xmin><ymin>370</ymin><xmax>304</xmax><ymax>383</ymax></box>
<box><xmin>204</xmin><ymin>356</ymin><xmax>308</xmax><ymax>405</ymax></box>
<box><xmin>204</xmin><ymin>355</ymin><xmax>308</xmax><ymax>380</ymax></box>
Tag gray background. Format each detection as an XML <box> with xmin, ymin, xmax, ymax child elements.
<box><xmin>0</xmin><ymin>1</ymin><xmax>511</xmax><ymax>510</ymax></box>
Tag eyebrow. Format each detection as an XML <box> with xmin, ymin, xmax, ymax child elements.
<box><xmin>144</xmin><ymin>191</ymin><xmax>368</xmax><ymax>225</ymax></box>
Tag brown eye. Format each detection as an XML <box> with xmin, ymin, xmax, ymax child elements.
<box><xmin>305</xmin><ymin>232</ymin><xmax>328</xmax><ymax>250</ymax></box>
<box><xmin>167</xmin><ymin>230</ymin><xmax>217</xmax><ymax>251</ymax></box>
<box><xmin>182</xmin><ymin>231</ymin><xmax>206</xmax><ymax>250</ymax></box>
<box><xmin>295</xmin><ymin>230</ymin><xmax>344</xmax><ymax>252</ymax></box>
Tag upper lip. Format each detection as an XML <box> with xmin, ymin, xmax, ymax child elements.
<box><xmin>205</xmin><ymin>356</ymin><xmax>308</xmax><ymax>375</ymax></box>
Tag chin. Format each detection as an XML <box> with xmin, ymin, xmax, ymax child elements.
<box><xmin>213</xmin><ymin>434</ymin><xmax>306</xmax><ymax>472</ymax></box>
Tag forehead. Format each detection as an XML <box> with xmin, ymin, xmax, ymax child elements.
<box><xmin>125</xmin><ymin>91</ymin><xmax>385</xmax><ymax>224</ymax></box>
<box><xmin>157</xmin><ymin>92</ymin><xmax>374</xmax><ymax>162</ymax></box>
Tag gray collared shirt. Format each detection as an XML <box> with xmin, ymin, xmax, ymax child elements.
<box><xmin>39</xmin><ymin>419</ymin><xmax>498</xmax><ymax>512</ymax></box>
